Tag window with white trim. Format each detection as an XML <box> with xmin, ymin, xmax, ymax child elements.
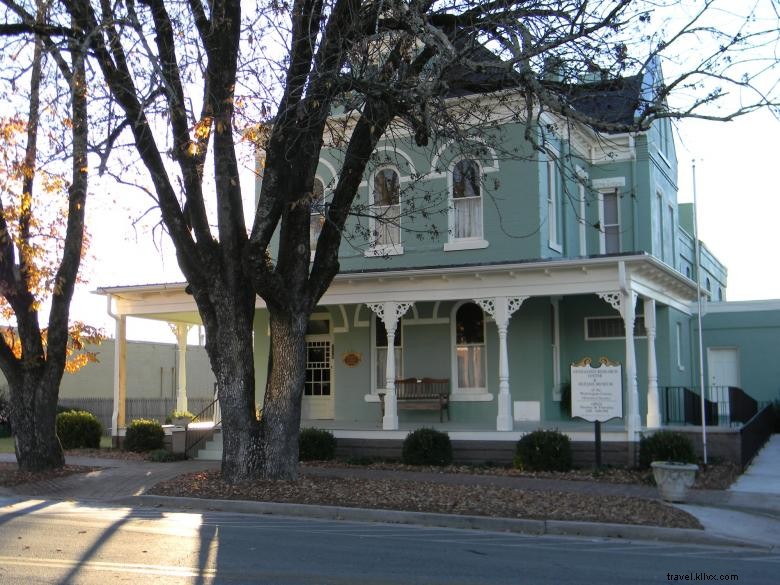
<box><xmin>455</xmin><ymin>303</ymin><xmax>486</xmax><ymax>391</ymax></box>
<box><xmin>585</xmin><ymin>316</ymin><xmax>647</xmax><ymax>340</ymax></box>
<box><xmin>577</xmin><ymin>176</ymin><xmax>587</xmax><ymax>255</ymax></box>
<box><xmin>600</xmin><ymin>188</ymin><xmax>620</xmax><ymax>254</ymax></box>
<box><xmin>310</xmin><ymin>178</ymin><xmax>326</xmax><ymax>254</ymax></box>
<box><xmin>665</xmin><ymin>204</ymin><xmax>675</xmax><ymax>264</ymax></box>
<box><xmin>676</xmin><ymin>322</ymin><xmax>685</xmax><ymax>370</ymax></box>
<box><xmin>547</xmin><ymin>154</ymin><xmax>561</xmax><ymax>250</ymax></box>
<box><xmin>371</xmin><ymin>167</ymin><xmax>401</xmax><ymax>251</ymax></box>
<box><xmin>451</xmin><ymin>159</ymin><xmax>483</xmax><ymax>239</ymax></box>
<box><xmin>374</xmin><ymin>316</ymin><xmax>402</xmax><ymax>391</ymax></box>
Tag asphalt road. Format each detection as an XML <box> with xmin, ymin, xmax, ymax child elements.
<box><xmin>0</xmin><ymin>497</ymin><xmax>778</xmax><ymax>585</ymax></box>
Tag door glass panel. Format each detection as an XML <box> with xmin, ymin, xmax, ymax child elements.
<box><xmin>305</xmin><ymin>340</ymin><xmax>331</xmax><ymax>396</ymax></box>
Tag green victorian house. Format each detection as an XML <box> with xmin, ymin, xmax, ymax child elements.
<box><xmin>102</xmin><ymin>58</ymin><xmax>773</xmax><ymax>465</ymax></box>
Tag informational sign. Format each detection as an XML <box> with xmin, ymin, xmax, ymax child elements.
<box><xmin>570</xmin><ymin>357</ymin><xmax>623</xmax><ymax>423</ymax></box>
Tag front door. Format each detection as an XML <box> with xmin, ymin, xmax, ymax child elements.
<box><xmin>302</xmin><ymin>337</ymin><xmax>334</xmax><ymax>419</ymax></box>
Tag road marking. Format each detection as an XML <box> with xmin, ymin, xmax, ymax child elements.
<box><xmin>0</xmin><ymin>556</ymin><xmax>215</xmax><ymax>578</ymax></box>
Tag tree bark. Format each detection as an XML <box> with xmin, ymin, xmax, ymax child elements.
<box><xmin>10</xmin><ymin>370</ymin><xmax>64</xmax><ymax>471</ymax></box>
<box><xmin>258</xmin><ymin>308</ymin><xmax>309</xmax><ymax>480</ymax></box>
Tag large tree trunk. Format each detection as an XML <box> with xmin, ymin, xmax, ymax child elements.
<box><xmin>258</xmin><ymin>308</ymin><xmax>309</xmax><ymax>480</ymax></box>
<box><xmin>9</xmin><ymin>370</ymin><xmax>63</xmax><ymax>471</ymax></box>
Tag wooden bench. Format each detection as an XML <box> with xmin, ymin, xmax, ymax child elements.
<box><xmin>379</xmin><ymin>378</ymin><xmax>451</xmax><ymax>422</ymax></box>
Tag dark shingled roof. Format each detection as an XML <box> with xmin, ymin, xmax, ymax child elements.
<box><xmin>441</xmin><ymin>35</ymin><xmax>645</xmax><ymax>130</ymax></box>
<box><xmin>561</xmin><ymin>75</ymin><xmax>643</xmax><ymax>129</ymax></box>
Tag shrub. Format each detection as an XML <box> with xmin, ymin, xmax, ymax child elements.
<box><xmin>401</xmin><ymin>428</ymin><xmax>453</xmax><ymax>466</ymax></box>
<box><xmin>639</xmin><ymin>431</ymin><xmax>696</xmax><ymax>469</ymax></box>
<box><xmin>56</xmin><ymin>410</ymin><xmax>103</xmax><ymax>450</ymax></box>
<box><xmin>147</xmin><ymin>448</ymin><xmax>187</xmax><ymax>462</ymax></box>
<box><xmin>124</xmin><ymin>419</ymin><xmax>165</xmax><ymax>453</ymax></box>
<box><xmin>0</xmin><ymin>388</ymin><xmax>10</xmax><ymax>437</ymax></box>
<box><xmin>513</xmin><ymin>429</ymin><xmax>572</xmax><ymax>472</ymax></box>
<box><xmin>298</xmin><ymin>428</ymin><xmax>337</xmax><ymax>461</ymax></box>
<box><xmin>165</xmin><ymin>410</ymin><xmax>195</xmax><ymax>425</ymax></box>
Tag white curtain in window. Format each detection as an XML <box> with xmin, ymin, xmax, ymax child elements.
<box><xmin>457</xmin><ymin>345</ymin><xmax>485</xmax><ymax>388</ymax></box>
<box><xmin>376</xmin><ymin>203</ymin><xmax>400</xmax><ymax>247</ymax></box>
<box><xmin>453</xmin><ymin>196</ymin><xmax>482</xmax><ymax>239</ymax></box>
<box><xmin>376</xmin><ymin>347</ymin><xmax>403</xmax><ymax>389</ymax></box>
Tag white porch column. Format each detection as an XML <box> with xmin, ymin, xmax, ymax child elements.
<box><xmin>171</xmin><ymin>323</ymin><xmax>192</xmax><ymax>413</ymax></box>
<box><xmin>621</xmin><ymin>291</ymin><xmax>640</xmax><ymax>441</ymax></box>
<box><xmin>367</xmin><ymin>301</ymin><xmax>413</xmax><ymax>430</ymax></box>
<box><xmin>111</xmin><ymin>314</ymin><xmax>127</xmax><ymax>445</ymax></box>
<box><xmin>598</xmin><ymin>290</ymin><xmax>640</xmax><ymax>441</ymax></box>
<box><xmin>474</xmin><ymin>297</ymin><xmax>528</xmax><ymax>431</ymax></box>
<box><xmin>644</xmin><ymin>299</ymin><xmax>661</xmax><ymax>429</ymax></box>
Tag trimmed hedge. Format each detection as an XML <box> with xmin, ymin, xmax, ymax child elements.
<box><xmin>513</xmin><ymin>429</ymin><xmax>572</xmax><ymax>472</ymax></box>
<box><xmin>299</xmin><ymin>428</ymin><xmax>337</xmax><ymax>461</ymax></box>
<box><xmin>401</xmin><ymin>428</ymin><xmax>453</xmax><ymax>466</ymax></box>
<box><xmin>124</xmin><ymin>419</ymin><xmax>165</xmax><ymax>453</ymax></box>
<box><xmin>639</xmin><ymin>430</ymin><xmax>696</xmax><ymax>469</ymax></box>
<box><xmin>56</xmin><ymin>410</ymin><xmax>103</xmax><ymax>450</ymax></box>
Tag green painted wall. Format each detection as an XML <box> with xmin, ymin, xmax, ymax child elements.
<box><xmin>701</xmin><ymin>305</ymin><xmax>780</xmax><ymax>404</ymax></box>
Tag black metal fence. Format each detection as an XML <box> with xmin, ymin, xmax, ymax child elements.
<box><xmin>661</xmin><ymin>386</ymin><xmax>758</xmax><ymax>427</ymax></box>
<box><xmin>58</xmin><ymin>397</ymin><xmax>215</xmax><ymax>435</ymax></box>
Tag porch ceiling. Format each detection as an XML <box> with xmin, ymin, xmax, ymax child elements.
<box><xmin>97</xmin><ymin>253</ymin><xmax>698</xmax><ymax>318</ymax></box>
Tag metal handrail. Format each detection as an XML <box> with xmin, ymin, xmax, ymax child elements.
<box><xmin>185</xmin><ymin>393</ymin><xmax>220</xmax><ymax>457</ymax></box>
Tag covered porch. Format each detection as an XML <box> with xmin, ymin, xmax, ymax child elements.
<box><xmin>98</xmin><ymin>253</ymin><xmax>702</xmax><ymax>455</ymax></box>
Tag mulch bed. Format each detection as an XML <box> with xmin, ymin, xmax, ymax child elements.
<box><xmin>0</xmin><ymin>462</ymin><xmax>98</xmax><ymax>487</ymax></box>
<box><xmin>306</xmin><ymin>460</ymin><xmax>741</xmax><ymax>491</ymax></box>
<box><xmin>148</xmin><ymin>470</ymin><xmax>702</xmax><ymax>529</ymax></box>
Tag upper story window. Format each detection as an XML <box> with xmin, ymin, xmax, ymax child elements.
<box><xmin>444</xmin><ymin>159</ymin><xmax>489</xmax><ymax>251</ymax></box>
<box><xmin>577</xmin><ymin>173</ymin><xmax>588</xmax><ymax>256</ymax></box>
<box><xmin>370</xmin><ymin>167</ymin><xmax>402</xmax><ymax>254</ymax></box>
<box><xmin>601</xmin><ymin>188</ymin><xmax>620</xmax><ymax>254</ymax></box>
<box><xmin>454</xmin><ymin>302</ymin><xmax>486</xmax><ymax>391</ymax></box>
<box><xmin>309</xmin><ymin>178</ymin><xmax>326</xmax><ymax>254</ymax></box>
<box><xmin>452</xmin><ymin>159</ymin><xmax>482</xmax><ymax>238</ymax></box>
<box><xmin>547</xmin><ymin>154</ymin><xmax>562</xmax><ymax>251</ymax></box>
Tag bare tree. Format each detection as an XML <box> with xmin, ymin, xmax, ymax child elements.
<box><xmin>2</xmin><ymin>0</ymin><xmax>776</xmax><ymax>480</ymax></box>
<box><xmin>0</xmin><ymin>1</ymin><xmax>90</xmax><ymax>471</ymax></box>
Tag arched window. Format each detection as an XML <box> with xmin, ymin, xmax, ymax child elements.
<box><xmin>451</xmin><ymin>159</ymin><xmax>483</xmax><ymax>239</ymax></box>
<box><xmin>372</xmin><ymin>167</ymin><xmax>401</xmax><ymax>248</ymax></box>
<box><xmin>310</xmin><ymin>178</ymin><xmax>325</xmax><ymax>253</ymax></box>
<box><xmin>455</xmin><ymin>303</ymin><xmax>486</xmax><ymax>390</ymax></box>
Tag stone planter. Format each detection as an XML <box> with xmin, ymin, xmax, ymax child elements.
<box><xmin>172</xmin><ymin>417</ymin><xmax>191</xmax><ymax>428</ymax></box>
<box><xmin>651</xmin><ymin>461</ymin><xmax>699</xmax><ymax>502</ymax></box>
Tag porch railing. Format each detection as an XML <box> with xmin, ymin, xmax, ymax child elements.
<box><xmin>661</xmin><ymin>386</ymin><xmax>757</xmax><ymax>427</ymax></box>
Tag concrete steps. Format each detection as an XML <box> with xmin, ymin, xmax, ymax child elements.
<box><xmin>195</xmin><ymin>430</ymin><xmax>223</xmax><ymax>461</ymax></box>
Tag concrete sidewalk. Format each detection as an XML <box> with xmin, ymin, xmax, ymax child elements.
<box><xmin>1</xmin><ymin>446</ymin><xmax>778</xmax><ymax>550</ymax></box>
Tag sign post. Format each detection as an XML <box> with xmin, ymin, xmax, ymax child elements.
<box><xmin>570</xmin><ymin>357</ymin><xmax>623</xmax><ymax>467</ymax></box>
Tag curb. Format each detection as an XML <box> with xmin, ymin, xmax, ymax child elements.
<box><xmin>114</xmin><ymin>495</ymin><xmax>764</xmax><ymax>550</ymax></box>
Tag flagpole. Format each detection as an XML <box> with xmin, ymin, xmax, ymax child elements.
<box><xmin>692</xmin><ymin>159</ymin><xmax>708</xmax><ymax>466</ymax></box>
